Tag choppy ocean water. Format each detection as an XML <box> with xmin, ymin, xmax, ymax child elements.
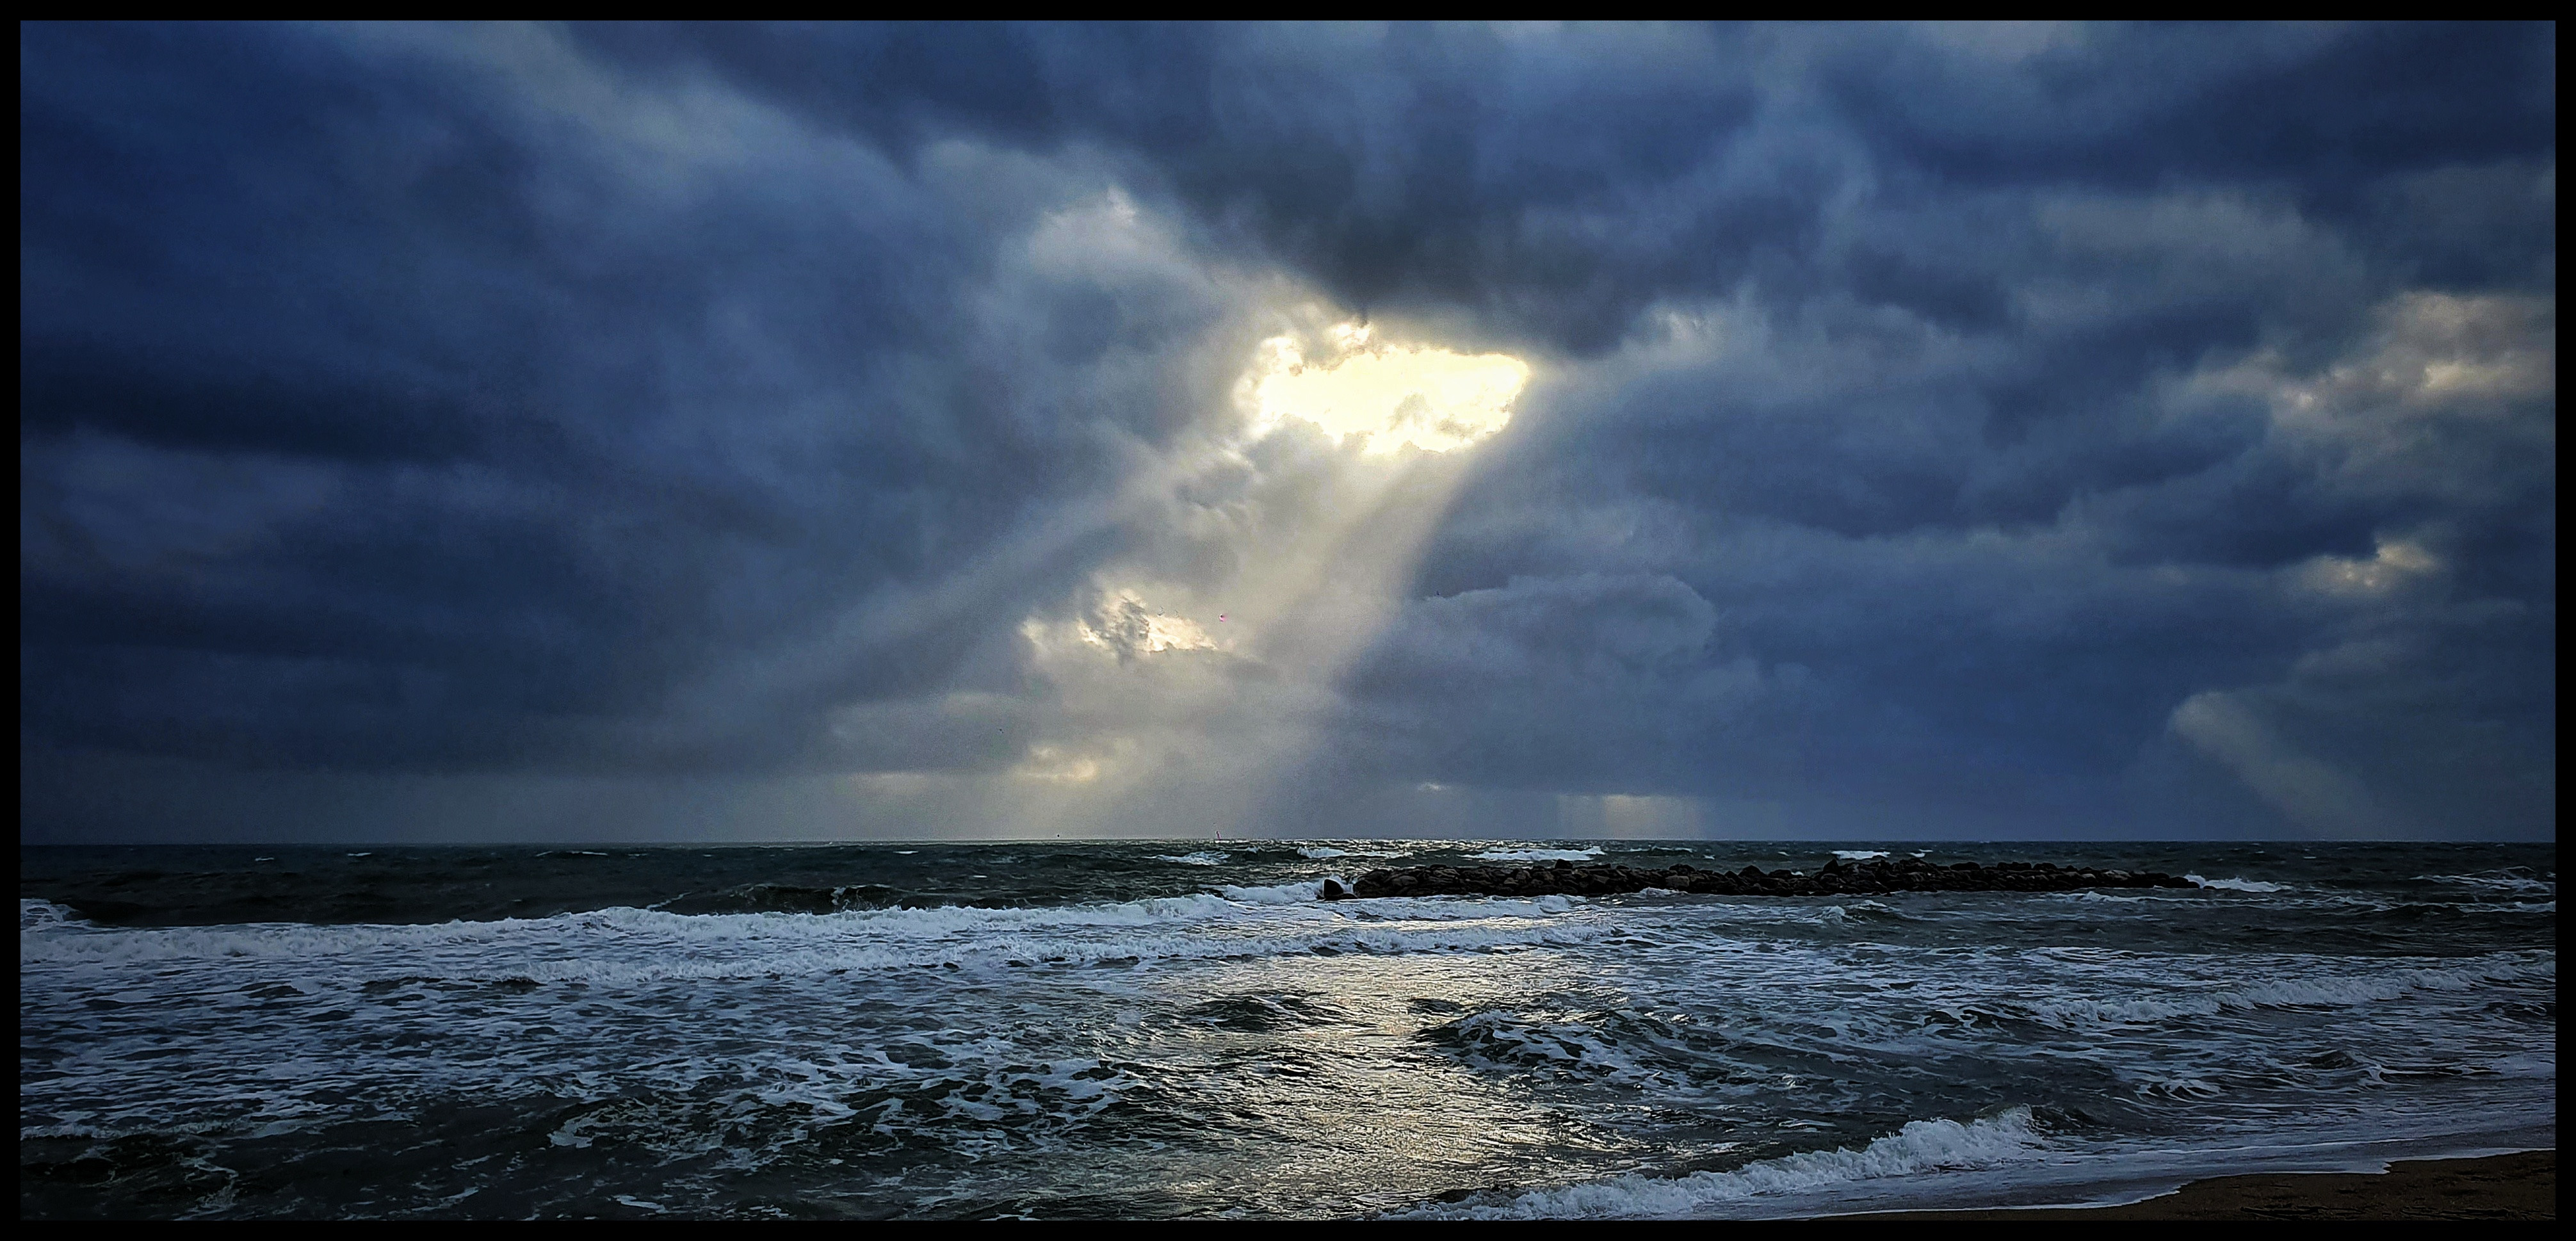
<box><xmin>19</xmin><ymin>841</ymin><xmax>2556</xmax><ymax>1219</ymax></box>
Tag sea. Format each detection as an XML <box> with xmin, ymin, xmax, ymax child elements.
<box><xmin>18</xmin><ymin>840</ymin><xmax>2556</xmax><ymax>1219</ymax></box>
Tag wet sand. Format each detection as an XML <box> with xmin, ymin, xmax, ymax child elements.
<box><xmin>1842</xmin><ymin>1149</ymin><xmax>2554</xmax><ymax>1219</ymax></box>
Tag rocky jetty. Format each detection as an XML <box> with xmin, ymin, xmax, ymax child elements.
<box><xmin>1317</xmin><ymin>856</ymin><xmax>2194</xmax><ymax>900</ymax></box>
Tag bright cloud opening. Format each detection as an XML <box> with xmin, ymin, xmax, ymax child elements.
<box><xmin>1242</xmin><ymin>323</ymin><xmax>1531</xmax><ymax>455</ymax></box>
<box><xmin>1081</xmin><ymin>588</ymin><xmax>1219</xmax><ymax>657</ymax></box>
<box><xmin>2300</xmin><ymin>540</ymin><xmax>2440</xmax><ymax>596</ymax></box>
<box><xmin>1013</xmin><ymin>743</ymin><xmax>1104</xmax><ymax>784</ymax></box>
<box><xmin>1021</xmin><ymin>587</ymin><xmax>1222</xmax><ymax>665</ymax></box>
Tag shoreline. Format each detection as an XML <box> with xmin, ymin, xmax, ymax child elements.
<box><xmin>1830</xmin><ymin>1150</ymin><xmax>2554</xmax><ymax>1220</ymax></box>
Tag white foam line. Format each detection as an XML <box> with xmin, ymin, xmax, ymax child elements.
<box><xmin>19</xmin><ymin>888</ymin><xmax>1600</xmax><ymax>984</ymax></box>
<box><xmin>1404</xmin><ymin>1108</ymin><xmax>2044</xmax><ymax>1219</ymax></box>
<box><xmin>2185</xmin><ymin>874</ymin><xmax>2287</xmax><ymax>893</ymax></box>
<box><xmin>2016</xmin><ymin>956</ymin><xmax>2556</xmax><ymax>1028</ymax></box>
<box><xmin>2418</xmin><ymin>872</ymin><xmax>2556</xmax><ymax>895</ymax></box>
<box><xmin>1473</xmin><ymin>848</ymin><xmax>1605</xmax><ymax>863</ymax></box>
<box><xmin>19</xmin><ymin>899</ymin><xmax>85</xmax><ymax>931</ymax></box>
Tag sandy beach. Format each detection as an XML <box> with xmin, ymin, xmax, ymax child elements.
<box><xmin>1844</xmin><ymin>1150</ymin><xmax>2555</xmax><ymax>1220</ymax></box>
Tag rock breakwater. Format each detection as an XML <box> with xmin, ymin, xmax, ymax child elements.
<box><xmin>1318</xmin><ymin>856</ymin><xmax>2195</xmax><ymax>900</ymax></box>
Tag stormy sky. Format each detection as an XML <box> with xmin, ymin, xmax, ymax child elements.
<box><xmin>19</xmin><ymin>22</ymin><xmax>2556</xmax><ymax>843</ymax></box>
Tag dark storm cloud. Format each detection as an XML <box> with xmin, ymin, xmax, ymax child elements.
<box><xmin>21</xmin><ymin>22</ymin><xmax>1199</xmax><ymax>771</ymax></box>
<box><xmin>583</xmin><ymin>22</ymin><xmax>2551</xmax><ymax>351</ymax></box>
<box><xmin>19</xmin><ymin>22</ymin><xmax>2556</xmax><ymax>839</ymax></box>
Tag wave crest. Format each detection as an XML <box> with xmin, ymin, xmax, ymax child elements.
<box><xmin>1405</xmin><ymin>1108</ymin><xmax>2043</xmax><ymax>1218</ymax></box>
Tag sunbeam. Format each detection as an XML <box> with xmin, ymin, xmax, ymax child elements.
<box><xmin>996</xmin><ymin>316</ymin><xmax>1534</xmax><ymax>836</ymax></box>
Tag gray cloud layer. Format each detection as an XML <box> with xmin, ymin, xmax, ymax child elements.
<box><xmin>19</xmin><ymin>22</ymin><xmax>2556</xmax><ymax>840</ymax></box>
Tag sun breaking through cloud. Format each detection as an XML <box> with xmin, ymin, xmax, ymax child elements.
<box><xmin>15</xmin><ymin>22</ymin><xmax>2554</xmax><ymax>843</ymax></box>
<box><xmin>1242</xmin><ymin>323</ymin><xmax>1531</xmax><ymax>455</ymax></box>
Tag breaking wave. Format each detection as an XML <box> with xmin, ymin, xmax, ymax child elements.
<box><xmin>2006</xmin><ymin>954</ymin><xmax>2554</xmax><ymax>1030</ymax></box>
<box><xmin>1473</xmin><ymin>847</ymin><xmax>1604</xmax><ymax>863</ymax></box>
<box><xmin>2185</xmin><ymin>874</ymin><xmax>2286</xmax><ymax>893</ymax></box>
<box><xmin>19</xmin><ymin>888</ymin><xmax>1601</xmax><ymax>986</ymax></box>
<box><xmin>20</xmin><ymin>898</ymin><xmax>85</xmax><ymax>932</ymax></box>
<box><xmin>1405</xmin><ymin>1108</ymin><xmax>2045</xmax><ymax>1218</ymax></box>
<box><xmin>2420</xmin><ymin>870</ymin><xmax>2555</xmax><ymax>897</ymax></box>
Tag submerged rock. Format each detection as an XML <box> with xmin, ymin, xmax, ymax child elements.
<box><xmin>1322</xmin><ymin>856</ymin><xmax>2194</xmax><ymax>900</ymax></box>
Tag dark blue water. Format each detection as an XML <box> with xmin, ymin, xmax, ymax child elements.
<box><xmin>19</xmin><ymin>840</ymin><xmax>2556</xmax><ymax>1218</ymax></box>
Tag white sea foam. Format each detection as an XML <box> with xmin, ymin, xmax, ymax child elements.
<box><xmin>1352</xmin><ymin>893</ymin><xmax>1581</xmax><ymax>919</ymax></box>
<box><xmin>2137</xmin><ymin>1076</ymin><xmax>2225</xmax><ymax>1099</ymax></box>
<box><xmin>2015</xmin><ymin>955</ymin><xmax>2555</xmax><ymax>1030</ymax></box>
<box><xmin>1156</xmin><ymin>852</ymin><xmax>1230</xmax><ymax>866</ymax></box>
<box><xmin>1434</xmin><ymin>1010</ymin><xmax>1673</xmax><ymax>1087</ymax></box>
<box><xmin>2186</xmin><ymin>874</ymin><xmax>2286</xmax><ymax>893</ymax></box>
<box><xmin>20</xmin><ymin>898</ymin><xmax>85</xmax><ymax>931</ymax></box>
<box><xmin>2463</xmin><ymin>900</ymin><xmax>2554</xmax><ymax>914</ymax></box>
<box><xmin>1217</xmin><ymin>880</ymin><xmax>1327</xmax><ymax>905</ymax></box>
<box><xmin>1832</xmin><ymin>850</ymin><xmax>1891</xmax><ymax>861</ymax></box>
<box><xmin>2420</xmin><ymin>870</ymin><xmax>2555</xmax><ymax>896</ymax></box>
<box><xmin>1405</xmin><ymin>1108</ymin><xmax>2044</xmax><ymax>1218</ymax></box>
<box><xmin>18</xmin><ymin>886</ymin><xmax>1601</xmax><ymax>987</ymax></box>
<box><xmin>1473</xmin><ymin>848</ymin><xmax>1603</xmax><ymax>863</ymax></box>
<box><xmin>1297</xmin><ymin>847</ymin><xmax>1352</xmax><ymax>859</ymax></box>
